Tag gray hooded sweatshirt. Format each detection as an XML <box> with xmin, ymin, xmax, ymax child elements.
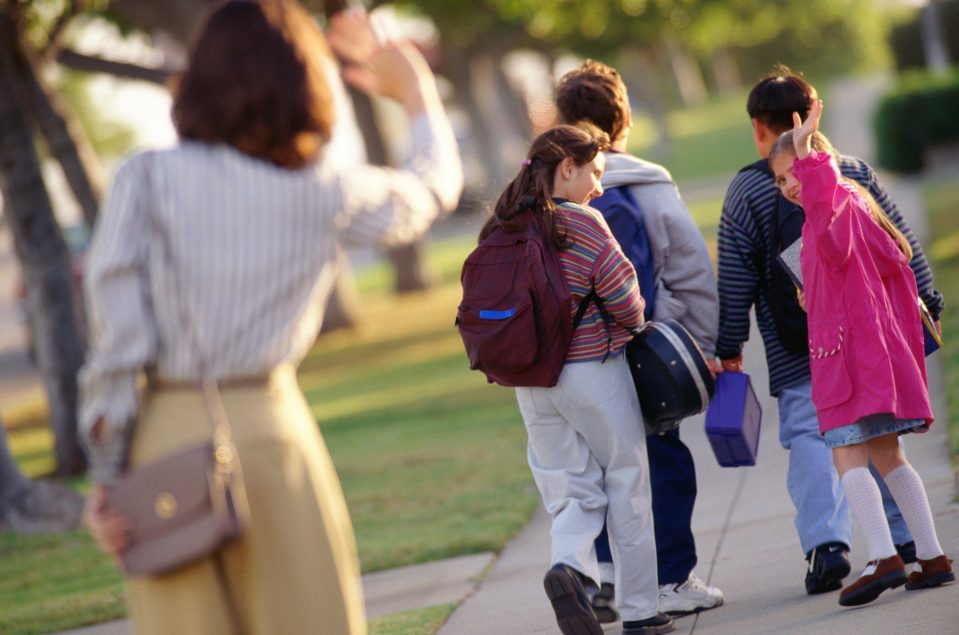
<box><xmin>600</xmin><ymin>151</ymin><xmax>719</xmax><ymax>357</ymax></box>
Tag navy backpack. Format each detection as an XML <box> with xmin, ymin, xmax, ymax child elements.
<box><xmin>589</xmin><ymin>186</ymin><xmax>656</xmax><ymax>319</ymax></box>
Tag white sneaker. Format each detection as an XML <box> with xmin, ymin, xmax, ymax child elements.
<box><xmin>657</xmin><ymin>572</ymin><xmax>725</xmax><ymax>615</ymax></box>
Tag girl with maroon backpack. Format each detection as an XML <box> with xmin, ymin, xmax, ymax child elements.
<box><xmin>483</xmin><ymin>125</ymin><xmax>673</xmax><ymax>635</ymax></box>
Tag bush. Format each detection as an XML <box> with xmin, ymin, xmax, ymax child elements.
<box><xmin>874</xmin><ymin>70</ymin><xmax>959</xmax><ymax>173</ymax></box>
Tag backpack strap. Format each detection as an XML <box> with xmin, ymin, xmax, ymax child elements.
<box><xmin>572</xmin><ymin>289</ymin><xmax>614</xmax><ymax>363</ymax></box>
<box><xmin>572</xmin><ymin>290</ymin><xmax>595</xmax><ymax>330</ymax></box>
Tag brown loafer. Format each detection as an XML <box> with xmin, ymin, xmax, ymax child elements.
<box><xmin>905</xmin><ymin>555</ymin><xmax>955</xmax><ymax>590</ymax></box>
<box><xmin>838</xmin><ymin>554</ymin><xmax>907</xmax><ymax>607</ymax></box>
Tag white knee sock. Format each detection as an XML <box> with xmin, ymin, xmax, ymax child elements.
<box><xmin>841</xmin><ymin>467</ymin><xmax>897</xmax><ymax>562</ymax></box>
<box><xmin>883</xmin><ymin>463</ymin><xmax>943</xmax><ymax>561</ymax></box>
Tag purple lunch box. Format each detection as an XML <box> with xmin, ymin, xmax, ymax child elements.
<box><xmin>705</xmin><ymin>372</ymin><xmax>762</xmax><ymax>467</ymax></box>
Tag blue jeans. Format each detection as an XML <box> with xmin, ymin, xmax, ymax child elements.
<box><xmin>595</xmin><ymin>428</ymin><xmax>697</xmax><ymax>585</ymax></box>
<box><xmin>778</xmin><ymin>380</ymin><xmax>912</xmax><ymax>554</ymax></box>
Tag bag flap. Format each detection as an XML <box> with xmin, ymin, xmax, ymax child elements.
<box><xmin>112</xmin><ymin>444</ymin><xmax>215</xmax><ymax>539</ymax></box>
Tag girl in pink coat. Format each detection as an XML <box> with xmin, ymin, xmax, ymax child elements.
<box><xmin>768</xmin><ymin>99</ymin><xmax>953</xmax><ymax>608</ymax></box>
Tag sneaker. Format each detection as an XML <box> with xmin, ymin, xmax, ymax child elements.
<box><xmin>905</xmin><ymin>555</ymin><xmax>955</xmax><ymax>590</ymax></box>
<box><xmin>543</xmin><ymin>564</ymin><xmax>603</xmax><ymax>635</ymax></box>
<box><xmin>805</xmin><ymin>542</ymin><xmax>851</xmax><ymax>594</ymax></box>
<box><xmin>895</xmin><ymin>540</ymin><xmax>918</xmax><ymax>565</ymax></box>
<box><xmin>657</xmin><ymin>572</ymin><xmax>724</xmax><ymax>615</ymax></box>
<box><xmin>838</xmin><ymin>554</ymin><xmax>907</xmax><ymax>607</ymax></box>
<box><xmin>589</xmin><ymin>582</ymin><xmax>619</xmax><ymax>624</ymax></box>
<box><xmin>622</xmin><ymin>612</ymin><xmax>675</xmax><ymax>635</ymax></box>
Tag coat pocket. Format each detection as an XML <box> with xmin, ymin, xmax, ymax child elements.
<box><xmin>808</xmin><ymin>324</ymin><xmax>853</xmax><ymax>409</ymax></box>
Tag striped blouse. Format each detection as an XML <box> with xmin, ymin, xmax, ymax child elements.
<box><xmin>80</xmin><ymin>113</ymin><xmax>461</xmax><ymax>482</ymax></box>
<box><xmin>716</xmin><ymin>154</ymin><xmax>942</xmax><ymax>396</ymax></box>
<box><xmin>554</xmin><ymin>202</ymin><xmax>645</xmax><ymax>362</ymax></box>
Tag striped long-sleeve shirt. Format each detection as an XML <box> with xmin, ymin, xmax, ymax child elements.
<box><xmin>80</xmin><ymin>113</ymin><xmax>462</xmax><ymax>482</ymax></box>
<box><xmin>555</xmin><ymin>202</ymin><xmax>645</xmax><ymax>362</ymax></box>
<box><xmin>716</xmin><ymin>154</ymin><xmax>943</xmax><ymax>396</ymax></box>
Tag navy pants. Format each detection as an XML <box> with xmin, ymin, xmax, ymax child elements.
<box><xmin>595</xmin><ymin>428</ymin><xmax>697</xmax><ymax>585</ymax></box>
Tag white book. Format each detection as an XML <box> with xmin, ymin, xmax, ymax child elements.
<box><xmin>777</xmin><ymin>238</ymin><xmax>803</xmax><ymax>291</ymax></box>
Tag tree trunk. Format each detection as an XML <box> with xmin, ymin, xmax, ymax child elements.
<box><xmin>349</xmin><ymin>75</ymin><xmax>433</xmax><ymax>293</ymax></box>
<box><xmin>388</xmin><ymin>242</ymin><xmax>435</xmax><ymax>293</ymax></box>
<box><xmin>492</xmin><ymin>53</ymin><xmax>533</xmax><ymax>143</ymax></box>
<box><xmin>0</xmin><ymin>12</ymin><xmax>87</xmax><ymax>476</ymax></box>
<box><xmin>921</xmin><ymin>0</ymin><xmax>950</xmax><ymax>73</ymax></box>
<box><xmin>619</xmin><ymin>47</ymin><xmax>672</xmax><ymax>156</ymax></box>
<box><xmin>662</xmin><ymin>35</ymin><xmax>708</xmax><ymax>108</ymax></box>
<box><xmin>20</xmin><ymin>42</ymin><xmax>104</xmax><ymax>229</ymax></box>
<box><xmin>318</xmin><ymin>248</ymin><xmax>360</xmax><ymax>334</ymax></box>
<box><xmin>710</xmin><ymin>47</ymin><xmax>742</xmax><ymax>94</ymax></box>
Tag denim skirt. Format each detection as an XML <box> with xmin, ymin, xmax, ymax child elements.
<box><xmin>823</xmin><ymin>412</ymin><xmax>929</xmax><ymax>448</ymax></box>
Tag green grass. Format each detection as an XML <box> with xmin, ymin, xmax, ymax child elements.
<box><xmin>629</xmin><ymin>91</ymin><xmax>756</xmax><ymax>183</ymax></box>
<box><xmin>923</xmin><ymin>177</ymin><xmax>959</xmax><ymax>462</ymax></box>
<box><xmin>370</xmin><ymin>604</ymin><xmax>456</xmax><ymax>635</ymax></box>
<box><xmin>0</xmin><ymin>531</ymin><xmax>126</xmax><ymax>635</ymax></box>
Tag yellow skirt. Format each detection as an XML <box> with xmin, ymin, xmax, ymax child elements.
<box><xmin>124</xmin><ymin>366</ymin><xmax>367</xmax><ymax>635</ymax></box>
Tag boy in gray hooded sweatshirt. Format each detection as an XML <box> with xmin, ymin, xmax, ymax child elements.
<box><xmin>556</xmin><ymin>60</ymin><xmax>723</xmax><ymax>621</ymax></box>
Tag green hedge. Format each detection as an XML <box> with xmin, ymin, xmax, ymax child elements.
<box><xmin>874</xmin><ymin>70</ymin><xmax>959</xmax><ymax>173</ymax></box>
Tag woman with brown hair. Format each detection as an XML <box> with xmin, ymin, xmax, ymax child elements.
<box><xmin>80</xmin><ymin>2</ymin><xmax>461</xmax><ymax>634</ymax></box>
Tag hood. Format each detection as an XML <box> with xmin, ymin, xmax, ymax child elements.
<box><xmin>601</xmin><ymin>151</ymin><xmax>675</xmax><ymax>189</ymax></box>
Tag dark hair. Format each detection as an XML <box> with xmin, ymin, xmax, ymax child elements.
<box><xmin>747</xmin><ymin>65</ymin><xmax>817</xmax><ymax>134</ymax></box>
<box><xmin>480</xmin><ymin>125</ymin><xmax>609</xmax><ymax>246</ymax></box>
<box><xmin>172</xmin><ymin>0</ymin><xmax>334</xmax><ymax>169</ymax></box>
<box><xmin>555</xmin><ymin>60</ymin><xmax>630</xmax><ymax>144</ymax></box>
<box><xmin>769</xmin><ymin>130</ymin><xmax>912</xmax><ymax>261</ymax></box>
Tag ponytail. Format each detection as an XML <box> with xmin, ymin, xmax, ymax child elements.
<box><xmin>480</xmin><ymin>124</ymin><xmax>608</xmax><ymax>247</ymax></box>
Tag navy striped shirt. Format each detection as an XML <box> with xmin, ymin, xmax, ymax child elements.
<box><xmin>716</xmin><ymin>155</ymin><xmax>943</xmax><ymax>396</ymax></box>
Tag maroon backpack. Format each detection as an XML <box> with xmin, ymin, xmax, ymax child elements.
<box><xmin>456</xmin><ymin>210</ymin><xmax>592</xmax><ymax>387</ymax></box>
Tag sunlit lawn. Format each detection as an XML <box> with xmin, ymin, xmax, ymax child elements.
<box><xmin>629</xmin><ymin>90</ymin><xmax>756</xmax><ymax>183</ymax></box>
<box><xmin>924</xmin><ymin>177</ymin><xmax>959</xmax><ymax>462</ymax></box>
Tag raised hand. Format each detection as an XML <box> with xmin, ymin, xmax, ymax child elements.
<box><xmin>791</xmin><ymin>98</ymin><xmax>823</xmax><ymax>160</ymax></box>
<box><xmin>327</xmin><ymin>8</ymin><xmax>439</xmax><ymax>116</ymax></box>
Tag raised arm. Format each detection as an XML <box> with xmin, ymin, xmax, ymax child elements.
<box><xmin>327</xmin><ymin>8</ymin><xmax>462</xmax><ymax>246</ymax></box>
<box><xmin>793</xmin><ymin>151</ymin><xmax>855</xmax><ymax>269</ymax></box>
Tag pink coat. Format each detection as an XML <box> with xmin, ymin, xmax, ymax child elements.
<box><xmin>794</xmin><ymin>151</ymin><xmax>933</xmax><ymax>433</ymax></box>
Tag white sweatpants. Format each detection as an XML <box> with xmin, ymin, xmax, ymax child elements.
<box><xmin>515</xmin><ymin>354</ymin><xmax>659</xmax><ymax>621</ymax></box>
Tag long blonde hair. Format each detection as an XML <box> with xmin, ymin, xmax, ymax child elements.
<box><xmin>769</xmin><ymin>131</ymin><xmax>913</xmax><ymax>261</ymax></box>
